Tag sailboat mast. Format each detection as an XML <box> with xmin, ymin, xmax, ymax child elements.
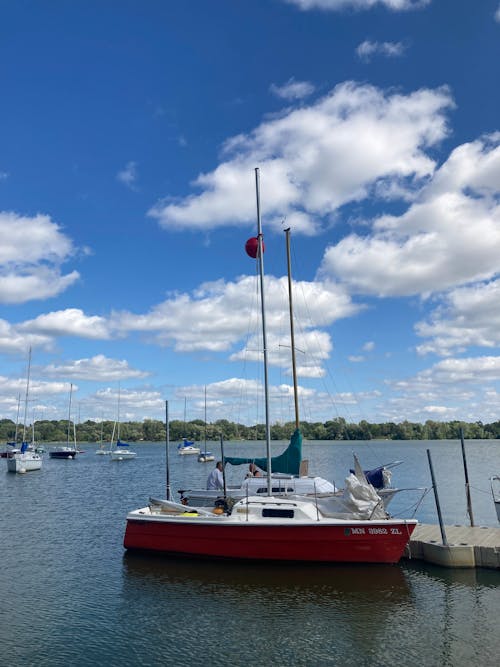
<box><xmin>254</xmin><ymin>167</ymin><xmax>272</xmax><ymax>487</ymax></box>
<box><xmin>285</xmin><ymin>228</ymin><xmax>300</xmax><ymax>430</ymax></box>
<box><xmin>14</xmin><ymin>393</ymin><xmax>21</xmax><ymax>444</ymax></box>
<box><xmin>204</xmin><ymin>386</ymin><xmax>207</xmax><ymax>456</ymax></box>
<box><xmin>67</xmin><ymin>383</ymin><xmax>73</xmax><ymax>447</ymax></box>
<box><xmin>22</xmin><ymin>347</ymin><xmax>32</xmax><ymax>443</ymax></box>
<box><xmin>117</xmin><ymin>384</ymin><xmax>121</xmax><ymax>441</ymax></box>
<box><xmin>165</xmin><ymin>400</ymin><xmax>171</xmax><ymax>500</ymax></box>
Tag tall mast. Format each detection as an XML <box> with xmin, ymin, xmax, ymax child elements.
<box><xmin>165</xmin><ymin>400</ymin><xmax>171</xmax><ymax>500</ymax></box>
<box><xmin>117</xmin><ymin>384</ymin><xmax>121</xmax><ymax>441</ymax></box>
<box><xmin>22</xmin><ymin>347</ymin><xmax>32</xmax><ymax>443</ymax></box>
<box><xmin>67</xmin><ymin>383</ymin><xmax>73</xmax><ymax>447</ymax></box>
<box><xmin>254</xmin><ymin>167</ymin><xmax>272</xmax><ymax>490</ymax></box>
<box><xmin>14</xmin><ymin>393</ymin><xmax>21</xmax><ymax>443</ymax></box>
<box><xmin>285</xmin><ymin>228</ymin><xmax>300</xmax><ymax>430</ymax></box>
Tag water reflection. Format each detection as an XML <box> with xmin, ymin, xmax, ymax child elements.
<box><xmin>120</xmin><ymin>554</ymin><xmax>412</xmax><ymax>666</ymax></box>
<box><xmin>122</xmin><ymin>551</ymin><xmax>410</xmax><ymax>597</ymax></box>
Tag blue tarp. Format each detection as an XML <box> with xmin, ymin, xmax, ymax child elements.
<box><xmin>350</xmin><ymin>465</ymin><xmax>384</xmax><ymax>489</ymax></box>
<box><xmin>178</xmin><ymin>439</ymin><xmax>194</xmax><ymax>448</ymax></box>
<box><xmin>224</xmin><ymin>428</ymin><xmax>302</xmax><ymax>475</ymax></box>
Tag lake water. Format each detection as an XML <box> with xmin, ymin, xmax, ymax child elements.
<box><xmin>2</xmin><ymin>439</ymin><xmax>499</xmax><ymax>666</ymax></box>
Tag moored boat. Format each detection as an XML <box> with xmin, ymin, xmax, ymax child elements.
<box><xmin>123</xmin><ymin>168</ymin><xmax>417</xmax><ymax>564</ymax></box>
<box><xmin>7</xmin><ymin>443</ymin><xmax>43</xmax><ymax>473</ymax></box>
<box><xmin>7</xmin><ymin>348</ymin><xmax>43</xmax><ymax>473</ymax></box>
<box><xmin>109</xmin><ymin>388</ymin><xmax>137</xmax><ymax>461</ymax></box>
<box><xmin>49</xmin><ymin>384</ymin><xmax>78</xmax><ymax>460</ymax></box>
<box><xmin>177</xmin><ymin>438</ymin><xmax>200</xmax><ymax>456</ymax></box>
<box><xmin>49</xmin><ymin>446</ymin><xmax>78</xmax><ymax>460</ymax></box>
<box><xmin>110</xmin><ymin>440</ymin><xmax>137</xmax><ymax>461</ymax></box>
<box><xmin>124</xmin><ymin>494</ymin><xmax>417</xmax><ymax>563</ymax></box>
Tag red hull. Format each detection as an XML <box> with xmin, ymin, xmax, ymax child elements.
<box><xmin>124</xmin><ymin>518</ymin><xmax>416</xmax><ymax>564</ymax></box>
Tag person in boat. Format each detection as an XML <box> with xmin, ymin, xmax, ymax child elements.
<box><xmin>246</xmin><ymin>463</ymin><xmax>262</xmax><ymax>478</ymax></box>
<box><xmin>206</xmin><ymin>461</ymin><xmax>224</xmax><ymax>490</ymax></box>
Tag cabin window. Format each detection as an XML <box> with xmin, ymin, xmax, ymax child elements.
<box><xmin>256</xmin><ymin>487</ymin><xmax>294</xmax><ymax>494</ymax></box>
<box><xmin>262</xmin><ymin>508</ymin><xmax>294</xmax><ymax>519</ymax></box>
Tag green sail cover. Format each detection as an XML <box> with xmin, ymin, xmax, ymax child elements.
<box><xmin>224</xmin><ymin>428</ymin><xmax>302</xmax><ymax>475</ymax></box>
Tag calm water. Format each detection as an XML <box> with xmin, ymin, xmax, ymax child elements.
<box><xmin>2</xmin><ymin>439</ymin><xmax>499</xmax><ymax>666</ymax></box>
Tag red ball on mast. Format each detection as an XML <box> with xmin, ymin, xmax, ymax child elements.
<box><xmin>245</xmin><ymin>236</ymin><xmax>264</xmax><ymax>258</ymax></box>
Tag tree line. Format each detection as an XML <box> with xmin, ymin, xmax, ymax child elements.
<box><xmin>0</xmin><ymin>416</ymin><xmax>498</xmax><ymax>443</ymax></box>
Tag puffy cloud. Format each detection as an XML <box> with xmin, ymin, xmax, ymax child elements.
<box><xmin>230</xmin><ymin>330</ymin><xmax>333</xmax><ymax>377</ymax></box>
<box><xmin>283</xmin><ymin>0</ymin><xmax>430</xmax><ymax>11</ymax></box>
<box><xmin>0</xmin><ymin>318</ymin><xmax>54</xmax><ymax>354</ymax></box>
<box><xmin>149</xmin><ymin>82</ymin><xmax>452</xmax><ymax>235</ymax></box>
<box><xmin>116</xmin><ymin>161</ymin><xmax>138</xmax><ymax>189</ymax></box>
<box><xmin>40</xmin><ymin>355</ymin><xmax>149</xmax><ymax>381</ymax></box>
<box><xmin>270</xmin><ymin>78</ymin><xmax>315</xmax><ymax>100</ymax></box>
<box><xmin>416</xmin><ymin>280</ymin><xmax>500</xmax><ymax>356</ymax></box>
<box><xmin>19</xmin><ymin>309</ymin><xmax>112</xmax><ymax>339</ymax></box>
<box><xmin>0</xmin><ymin>212</ymin><xmax>79</xmax><ymax>304</ymax></box>
<box><xmin>356</xmin><ymin>40</ymin><xmax>406</xmax><ymax>61</ymax></box>
<box><xmin>320</xmin><ymin>135</ymin><xmax>500</xmax><ymax>296</ymax></box>
<box><xmin>90</xmin><ymin>386</ymin><xmax>164</xmax><ymax>421</ymax></box>
<box><xmin>115</xmin><ymin>274</ymin><xmax>359</xmax><ymax>377</ymax></box>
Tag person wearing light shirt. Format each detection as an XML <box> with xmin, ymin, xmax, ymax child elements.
<box><xmin>206</xmin><ymin>461</ymin><xmax>224</xmax><ymax>490</ymax></box>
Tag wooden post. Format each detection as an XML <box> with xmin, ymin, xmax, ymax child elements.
<box><xmin>459</xmin><ymin>428</ymin><xmax>475</xmax><ymax>526</ymax></box>
<box><xmin>427</xmin><ymin>449</ymin><xmax>448</xmax><ymax>546</ymax></box>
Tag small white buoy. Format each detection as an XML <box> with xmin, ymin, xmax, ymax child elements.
<box><xmin>68</xmin><ymin>455</ymin><xmax>73</xmax><ymax>459</ymax></box>
<box><xmin>19</xmin><ymin>468</ymin><xmax>26</xmax><ymax>474</ymax></box>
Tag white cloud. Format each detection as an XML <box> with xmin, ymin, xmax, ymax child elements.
<box><xmin>283</xmin><ymin>0</ymin><xmax>430</xmax><ymax>11</ymax></box>
<box><xmin>90</xmin><ymin>387</ymin><xmax>164</xmax><ymax>421</ymax></box>
<box><xmin>0</xmin><ymin>212</ymin><xmax>79</xmax><ymax>304</ymax></box>
<box><xmin>0</xmin><ymin>171</ymin><xmax>8</xmax><ymax>180</ymax></box>
<box><xmin>319</xmin><ymin>134</ymin><xmax>500</xmax><ymax>297</ymax></box>
<box><xmin>0</xmin><ymin>318</ymin><xmax>54</xmax><ymax>354</ymax></box>
<box><xmin>230</xmin><ymin>330</ymin><xmax>333</xmax><ymax>378</ymax></box>
<box><xmin>356</xmin><ymin>40</ymin><xmax>406</xmax><ymax>61</ymax></box>
<box><xmin>495</xmin><ymin>4</ymin><xmax>500</xmax><ymax>22</ymax></box>
<box><xmin>116</xmin><ymin>161</ymin><xmax>138</xmax><ymax>189</ymax></box>
<box><xmin>270</xmin><ymin>78</ymin><xmax>315</xmax><ymax>100</ymax></box>
<box><xmin>19</xmin><ymin>309</ymin><xmax>112</xmax><ymax>339</ymax></box>
<box><xmin>40</xmin><ymin>355</ymin><xmax>150</xmax><ymax>381</ymax></box>
<box><xmin>115</xmin><ymin>274</ymin><xmax>359</xmax><ymax>378</ymax></box>
<box><xmin>416</xmin><ymin>279</ymin><xmax>500</xmax><ymax>356</ymax></box>
<box><xmin>378</xmin><ymin>355</ymin><xmax>500</xmax><ymax>423</ymax></box>
<box><xmin>391</xmin><ymin>355</ymin><xmax>500</xmax><ymax>389</ymax></box>
<box><xmin>149</xmin><ymin>82</ymin><xmax>452</xmax><ymax>235</ymax></box>
<box><xmin>362</xmin><ymin>341</ymin><xmax>375</xmax><ymax>351</ymax></box>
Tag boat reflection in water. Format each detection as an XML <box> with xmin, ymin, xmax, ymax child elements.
<box><xmin>122</xmin><ymin>551</ymin><xmax>411</xmax><ymax>598</ymax></box>
<box><xmin>120</xmin><ymin>554</ymin><xmax>499</xmax><ymax>667</ymax></box>
<box><xmin>121</xmin><ymin>552</ymin><xmax>411</xmax><ymax>665</ymax></box>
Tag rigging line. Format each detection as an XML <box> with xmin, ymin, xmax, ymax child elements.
<box><xmin>234</xmin><ymin>256</ymin><xmax>264</xmax><ymax>429</ymax></box>
<box><xmin>288</xmin><ymin>238</ymin><xmax>390</xmax><ymax>466</ymax></box>
<box><xmin>287</xmin><ymin>237</ymin><xmax>361</xmax><ymax>426</ymax></box>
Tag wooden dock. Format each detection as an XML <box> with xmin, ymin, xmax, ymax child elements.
<box><xmin>404</xmin><ymin>523</ymin><xmax>500</xmax><ymax>569</ymax></box>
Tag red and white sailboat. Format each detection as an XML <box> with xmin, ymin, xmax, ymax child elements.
<box><xmin>124</xmin><ymin>169</ymin><xmax>417</xmax><ymax>563</ymax></box>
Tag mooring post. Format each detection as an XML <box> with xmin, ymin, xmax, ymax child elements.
<box><xmin>459</xmin><ymin>428</ymin><xmax>475</xmax><ymax>526</ymax></box>
<box><xmin>427</xmin><ymin>448</ymin><xmax>448</xmax><ymax>546</ymax></box>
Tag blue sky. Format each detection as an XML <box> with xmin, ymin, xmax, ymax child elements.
<box><xmin>1</xmin><ymin>0</ymin><xmax>500</xmax><ymax>428</ymax></box>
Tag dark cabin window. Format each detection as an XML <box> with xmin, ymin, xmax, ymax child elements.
<box><xmin>256</xmin><ymin>487</ymin><xmax>294</xmax><ymax>494</ymax></box>
<box><xmin>262</xmin><ymin>508</ymin><xmax>294</xmax><ymax>518</ymax></box>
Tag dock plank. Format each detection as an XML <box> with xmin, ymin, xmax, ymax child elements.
<box><xmin>405</xmin><ymin>523</ymin><xmax>500</xmax><ymax>569</ymax></box>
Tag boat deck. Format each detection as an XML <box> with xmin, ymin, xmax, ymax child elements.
<box><xmin>404</xmin><ymin>523</ymin><xmax>500</xmax><ymax>569</ymax></box>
